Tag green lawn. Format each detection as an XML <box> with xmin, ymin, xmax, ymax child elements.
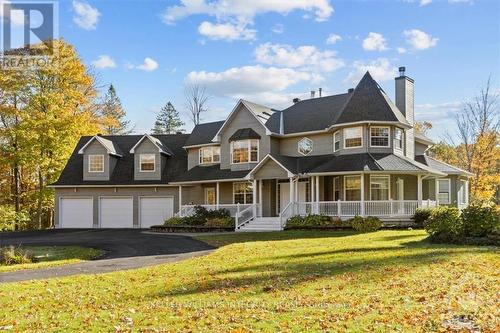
<box><xmin>0</xmin><ymin>230</ymin><xmax>498</xmax><ymax>332</ymax></box>
<box><xmin>0</xmin><ymin>246</ymin><xmax>103</xmax><ymax>273</ymax></box>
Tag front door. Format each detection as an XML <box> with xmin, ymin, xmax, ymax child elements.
<box><xmin>205</xmin><ymin>187</ymin><xmax>216</xmax><ymax>205</ymax></box>
<box><xmin>279</xmin><ymin>182</ymin><xmax>307</xmax><ymax>213</ymax></box>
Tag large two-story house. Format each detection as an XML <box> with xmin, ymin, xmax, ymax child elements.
<box><xmin>51</xmin><ymin>68</ymin><xmax>472</xmax><ymax>231</ymax></box>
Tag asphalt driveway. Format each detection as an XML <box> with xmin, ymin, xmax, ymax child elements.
<box><xmin>0</xmin><ymin>229</ymin><xmax>215</xmax><ymax>283</ymax></box>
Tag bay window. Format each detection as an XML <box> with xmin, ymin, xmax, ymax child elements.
<box><xmin>344</xmin><ymin>175</ymin><xmax>362</xmax><ymax>201</ymax></box>
<box><xmin>344</xmin><ymin>127</ymin><xmax>363</xmax><ymax>148</ymax></box>
<box><xmin>199</xmin><ymin>146</ymin><xmax>220</xmax><ymax>164</ymax></box>
<box><xmin>88</xmin><ymin>155</ymin><xmax>104</xmax><ymax>172</ymax></box>
<box><xmin>233</xmin><ymin>182</ymin><xmax>253</xmax><ymax>204</ymax></box>
<box><xmin>370</xmin><ymin>126</ymin><xmax>390</xmax><ymax>147</ymax></box>
<box><xmin>437</xmin><ymin>179</ymin><xmax>451</xmax><ymax>204</ymax></box>
<box><xmin>370</xmin><ymin>175</ymin><xmax>390</xmax><ymax>200</ymax></box>
<box><xmin>231</xmin><ymin>139</ymin><xmax>259</xmax><ymax>164</ymax></box>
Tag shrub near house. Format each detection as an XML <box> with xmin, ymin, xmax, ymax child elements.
<box><xmin>160</xmin><ymin>206</ymin><xmax>234</xmax><ymax>231</ymax></box>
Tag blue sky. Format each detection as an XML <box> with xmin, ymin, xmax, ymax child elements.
<box><xmin>8</xmin><ymin>0</ymin><xmax>500</xmax><ymax>139</ymax></box>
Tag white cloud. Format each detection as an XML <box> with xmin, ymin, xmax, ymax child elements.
<box><xmin>420</xmin><ymin>0</ymin><xmax>432</xmax><ymax>6</ymax></box>
<box><xmin>137</xmin><ymin>57</ymin><xmax>159</xmax><ymax>72</ymax></box>
<box><xmin>255</xmin><ymin>43</ymin><xmax>345</xmax><ymax>72</ymax></box>
<box><xmin>403</xmin><ymin>29</ymin><xmax>438</xmax><ymax>50</ymax></box>
<box><xmin>186</xmin><ymin>65</ymin><xmax>322</xmax><ymax>97</ymax></box>
<box><xmin>344</xmin><ymin>58</ymin><xmax>397</xmax><ymax>84</ymax></box>
<box><xmin>91</xmin><ymin>55</ymin><xmax>116</xmax><ymax>69</ymax></box>
<box><xmin>162</xmin><ymin>0</ymin><xmax>334</xmax><ymax>24</ymax></box>
<box><xmin>397</xmin><ymin>47</ymin><xmax>407</xmax><ymax>54</ymax></box>
<box><xmin>198</xmin><ymin>21</ymin><xmax>256</xmax><ymax>41</ymax></box>
<box><xmin>362</xmin><ymin>32</ymin><xmax>388</xmax><ymax>51</ymax></box>
<box><xmin>72</xmin><ymin>1</ymin><xmax>100</xmax><ymax>30</ymax></box>
<box><xmin>271</xmin><ymin>23</ymin><xmax>284</xmax><ymax>34</ymax></box>
<box><xmin>326</xmin><ymin>33</ymin><xmax>342</xmax><ymax>45</ymax></box>
<box><xmin>0</xmin><ymin>1</ymin><xmax>25</xmax><ymax>26</ymax></box>
<box><xmin>415</xmin><ymin>101</ymin><xmax>462</xmax><ymax>122</ymax></box>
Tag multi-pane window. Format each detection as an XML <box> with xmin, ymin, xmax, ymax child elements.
<box><xmin>333</xmin><ymin>176</ymin><xmax>340</xmax><ymax>201</ymax></box>
<box><xmin>370</xmin><ymin>127</ymin><xmax>390</xmax><ymax>147</ymax></box>
<box><xmin>344</xmin><ymin>127</ymin><xmax>363</xmax><ymax>148</ymax></box>
<box><xmin>140</xmin><ymin>154</ymin><xmax>155</xmax><ymax>172</ymax></box>
<box><xmin>233</xmin><ymin>182</ymin><xmax>253</xmax><ymax>204</ymax></box>
<box><xmin>333</xmin><ymin>131</ymin><xmax>341</xmax><ymax>152</ymax></box>
<box><xmin>394</xmin><ymin>128</ymin><xmax>403</xmax><ymax>150</ymax></box>
<box><xmin>88</xmin><ymin>155</ymin><xmax>104</xmax><ymax>172</ymax></box>
<box><xmin>298</xmin><ymin>137</ymin><xmax>313</xmax><ymax>155</ymax></box>
<box><xmin>370</xmin><ymin>175</ymin><xmax>390</xmax><ymax>200</ymax></box>
<box><xmin>199</xmin><ymin>146</ymin><xmax>220</xmax><ymax>164</ymax></box>
<box><xmin>437</xmin><ymin>179</ymin><xmax>451</xmax><ymax>204</ymax></box>
<box><xmin>231</xmin><ymin>139</ymin><xmax>259</xmax><ymax>164</ymax></box>
<box><xmin>344</xmin><ymin>175</ymin><xmax>361</xmax><ymax>201</ymax></box>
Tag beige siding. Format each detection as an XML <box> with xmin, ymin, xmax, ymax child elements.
<box><xmin>187</xmin><ymin>148</ymin><xmax>198</xmax><ymax>170</ymax></box>
<box><xmin>253</xmin><ymin>159</ymin><xmax>289</xmax><ymax>179</ymax></box>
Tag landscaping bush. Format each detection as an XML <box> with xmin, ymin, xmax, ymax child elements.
<box><xmin>286</xmin><ymin>214</ymin><xmax>336</xmax><ymax>228</ymax></box>
<box><xmin>412</xmin><ymin>208</ymin><xmax>433</xmax><ymax>227</ymax></box>
<box><xmin>205</xmin><ymin>217</ymin><xmax>234</xmax><ymax>228</ymax></box>
<box><xmin>424</xmin><ymin>206</ymin><xmax>462</xmax><ymax>243</ymax></box>
<box><xmin>193</xmin><ymin>205</ymin><xmax>230</xmax><ymax>220</ymax></box>
<box><xmin>164</xmin><ymin>216</ymin><xmax>185</xmax><ymax>226</ymax></box>
<box><xmin>461</xmin><ymin>204</ymin><xmax>499</xmax><ymax>237</ymax></box>
<box><xmin>348</xmin><ymin>216</ymin><xmax>382</xmax><ymax>232</ymax></box>
<box><xmin>0</xmin><ymin>246</ymin><xmax>35</xmax><ymax>265</ymax></box>
<box><xmin>286</xmin><ymin>215</ymin><xmax>304</xmax><ymax>227</ymax></box>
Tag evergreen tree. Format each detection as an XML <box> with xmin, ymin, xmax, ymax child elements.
<box><xmin>100</xmin><ymin>84</ymin><xmax>130</xmax><ymax>135</ymax></box>
<box><xmin>152</xmin><ymin>102</ymin><xmax>184</xmax><ymax>134</ymax></box>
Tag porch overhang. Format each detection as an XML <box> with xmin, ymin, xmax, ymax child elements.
<box><xmin>246</xmin><ymin>154</ymin><xmax>295</xmax><ymax>179</ymax></box>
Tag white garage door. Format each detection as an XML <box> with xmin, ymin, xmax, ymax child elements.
<box><xmin>99</xmin><ymin>197</ymin><xmax>133</xmax><ymax>228</ymax></box>
<box><xmin>59</xmin><ymin>198</ymin><xmax>93</xmax><ymax>228</ymax></box>
<box><xmin>140</xmin><ymin>197</ymin><xmax>174</xmax><ymax>228</ymax></box>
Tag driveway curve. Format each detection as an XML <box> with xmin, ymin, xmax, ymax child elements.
<box><xmin>0</xmin><ymin>229</ymin><xmax>214</xmax><ymax>283</ymax></box>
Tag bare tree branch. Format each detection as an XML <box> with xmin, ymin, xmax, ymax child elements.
<box><xmin>184</xmin><ymin>84</ymin><xmax>210</xmax><ymax>125</ymax></box>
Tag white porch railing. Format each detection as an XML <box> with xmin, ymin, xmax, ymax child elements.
<box><xmin>235</xmin><ymin>204</ymin><xmax>260</xmax><ymax>229</ymax></box>
<box><xmin>178</xmin><ymin>204</ymin><xmax>252</xmax><ymax>217</ymax></box>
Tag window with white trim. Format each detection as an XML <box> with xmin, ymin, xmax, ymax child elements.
<box><xmin>140</xmin><ymin>154</ymin><xmax>155</xmax><ymax>172</ymax></box>
<box><xmin>394</xmin><ymin>128</ymin><xmax>403</xmax><ymax>150</ymax></box>
<box><xmin>437</xmin><ymin>179</ymin><xmax>451</xmax><ymax>204</ymax></box>
<box><xmin>298</xmin><ymin>137</ymin><xmax>313</xmax><ymax>155</ymax></box>
<box><xmin>370</xmin><ymin>126</ymin><xmax>390</xmax><ymax>147</ymax></box>
<box><xmin>344</xmin><ymin>175</ymin><xmax>362</xmax><ymax>201</ymax></box>
<box><xmin>370</xmin><ymin>175</ymin><xmax>390</xmax><ymax>200</ymax></box>
<box><xmin>333</xmin><ymin>131</ymin><xmax>341</xmax><ymax>152</ymax></box>
<box><xmin>199</xmin><ymin>146</ymin><xmax>220</xmax><ymax>164</ymax></box>
<box><xmin>88</xmin><ymin>155</ymin><xmax>104</xmax><ymax>172</ymax></box>
<box><xmin>343</xmin><ymin>127</ymin><xmax>363</xmax><ymax>148</ymax></box>
<box><xmin>231</xmin><ymin>139</ymin><xmax>259</xmax><ymax>164</ymax></box>
<box><xmin>233</xmin><ymin>182</ymin><xmax>253</xmax><ymax>204</ymax></box>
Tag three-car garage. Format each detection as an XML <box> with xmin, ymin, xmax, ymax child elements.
<box><xmin>57</xmin><ymin>191</ymin><xmax>175</xmax><ymax>229</ymax></box>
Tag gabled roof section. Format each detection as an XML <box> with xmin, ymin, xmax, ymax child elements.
<box><xmin>229</xmin><ymin>128</ymin><xmax>261</xmax><ymax>141</ymax></box>
<box><xmin>129</xmin><ymin>134</ymin><xmax>173</xmax><ymax>155</ymax></box>
<box><xmin>266</xmin><ymin>93</ymin><xmax>352</xmax><ymax>134</ymax></box>
<box><xmin>415</xmin><ymin>155</ymin><xmax>473</xmax><ymax>176</ymax></box>
<box><xmin>213</xmin><ymin>99</ymin><xmax>275</xmax><ymax>140</ymax></box>
<box><xmin>415</xmin><ymin>132</ymin><xmax>435</xmax><ymax>145</ymax></box>
<box><xmin>247</xmin><ymin>154</ymin><xmax>296</xmax><ymax>179</ymax></box>
<box><xmin>184</xmin><ymin>121</ymin><xmax>225</xmax><ymax>147</ymax></box>
<box><xmin>78</xmin><ymin>135</ymin><xmax>123</xmax><ymax>157</ymax></box>
<box><xmin>331</xmin><ymin>71</ymin><xmax>410</xmax><ymax>127</ymax></box>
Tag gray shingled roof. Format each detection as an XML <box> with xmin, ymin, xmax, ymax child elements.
<box><xmin>183</xmin><ymin>121</ymin><xmax>224</xmax><ymax>147</ymax></box>
<box><xmin>415</xmin><ymin>155</ymin><xmax>472</xmax><ymax>175</ymax></box>
<box><xmin>172</xmin><ymin>165</ymin><xmax>250</xmax><ymax>182</ymax></box>
<box><xmin>414</xmin><ymin>132</ymin><xmax>435</xmax><ymax>145</ymax></box>
<box><xmin>229</xmin><ymin>128</ymin><xmax>261</xmax><ymax>141</ymax></box>
<box><xmin>53</xmin><ymin>134</ymin><xmax>189</xmax><ymax>186</ymax></box>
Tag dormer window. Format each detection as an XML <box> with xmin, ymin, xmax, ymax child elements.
<box><xmin>344</xmin><ymin>127</ymin><xmax>363</xmax><ymax>148</ymax></box>
<box><xmin>88</xmin><ymin>155</ymin><xmax>104</xmax><ymax>172</ymax></box>
<box><xmin>140</xmin><ymin>154</ymin><xmax>155</xmax><ymax>172</ymax></box>
<box><xmin>370</xmin><ymin>126</ymin><xmax>390</xmax><ymax>147</ymax></box>
<box><xmin>199</xmin><ymin>146</ymin><xmax>220</xmax><ymax>164</ymax></box>
<box><xmin>231</xmin><ymin>139</ymin><xmax>259</xmax><ymax>164</ymax></box>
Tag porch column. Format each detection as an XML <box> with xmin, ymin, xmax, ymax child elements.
<box><xmin>289</xmin><ymin>177</ymin><xmax>294</xmax><ymax>204</ymax></box>
<box><xmin>417</xmin><ymin>175</ymin><xmax>422</xmax><ymax>206</ymax></box>
<box><xmin>311</xmin><ymin>176</ymin><xmax>315</xmax><ymax>202</ymax></box>
<box><xmin>258</xmin><ymin>180</ymin><xmax>263</xmax><ymax>216</ymax></box>
<box><xmin>435</xmin><ymin>178</ymin><xmax>439</xmax><ymax>204</ymax></box>
<box><xmin>315</xmin><ymin>176</ymin><xmax>320</xmax><ymax>214</ymax></box>
<box><xmin>252</xmin><ymin>179</ymin><xmax>257</xmax><ymax>217</ymax></box>
<box><xmin>178</xmin><ymin>185</ymin><xmax>182</xmax><ymax>216</ymax></box>
<box><xmin>360</xmin><ymin>173</ymin><xmax>365</xmax><ymax>216</ymax></box>
<box><xmin>216</xmin><ymin>181</ymin><xmax>220</xmax><ymax>209</ymax></box>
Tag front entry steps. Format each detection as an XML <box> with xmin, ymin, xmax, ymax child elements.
<box><xmin>236</xmin><ymin>217</ymin><xmax>282</xmax><ymax>232</ymax></box>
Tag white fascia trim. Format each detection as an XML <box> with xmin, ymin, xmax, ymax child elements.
<box><xmin>246</xmin><ymin>154</ymin><xmax>295</xmax><ymax>179</ymax></box>
<box><xmin>77</xmin><ymin>136</ymin><xmax>123</xmax><ymax>157</ymax></box>
<box><xmin>49</xmin><ymin>184</ymin><xmax>176</xmax><ymax>188</ymax></box>
<box><xmin>328</xmin><ymin>121</ymin><xmax>411</xmax><ymax>131</ymax></box>
<box><xmin>169</xmin><ymin>178</ymin><xmax>247</xmax><ymax>185</ymax></box>
<box><xmin>129</xmin><ymin>134</ymin><xmax>170</xmax><ymax>155</ymax></box>
<box><xmin>211</xmin><ymin>100</ymin><xmax>273</xmax><ymax>142</ymax></box>
<box><xmin>183</xmin><ymin>142</ymin><xmax>220</xmax><ymax>149</ymax></box>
